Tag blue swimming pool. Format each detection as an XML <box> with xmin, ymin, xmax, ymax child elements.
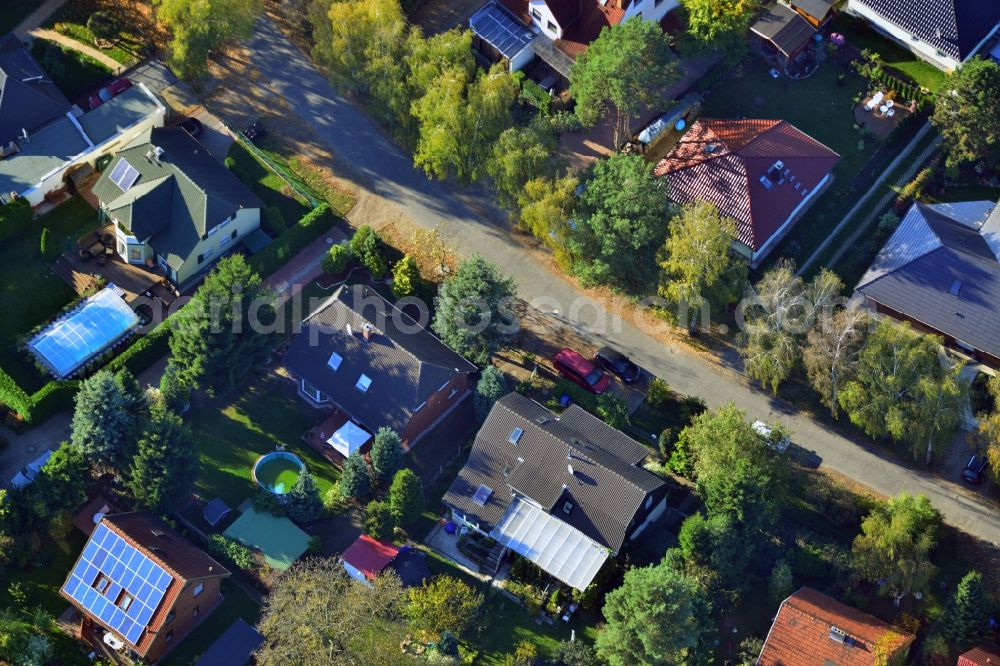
<box><xmin>28</xmin><ymin>287</ymin><xmax>140</xmax><ymax>378</ymax></box>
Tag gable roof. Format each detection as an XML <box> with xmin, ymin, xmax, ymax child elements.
<box><xmin>0</xmin><ymin>33</ymin><xmax>70</xmax><ymax>146</ymax></box>
<box><xmin>92</xmin><ymin>127</ymin><xmax>262</xmax><ymax>270</ymax></box>
<box><xmin>790</xmin><ymin>0</ymin><xmax>837</xmax><ymax>21</ymax></box>
<box><xmin>341</xmin><ymin>535</ymin><xmax>399</xmax><ymax>580</ymax></box>
<box><xmin>750</xmin><ymin>3</ymin><xmax>817</xmax><ymax>57</ymax></box>
<box><xmin>654</xmin><ymin>118</ymin><xmax>840</xmax><ymax>252</ymax></box>
<box><xmin>758</xmin><ymin>587</ymin><xmax>915</xmax><ymax>666</ymax></box>
<box><xmin>851</xmin><ymin>0</ymin><xmax>1000</xmax><ymax>61</ymax></box>
<box><xmin>194</xmin><ymin>618</ymin><xmax>264</xmax><ymax>666</ymax></box>
<box><xmin>442</xmin><ymin>392</ymin><xmax>664</xmax><ymax>552</ymax></box>
<box><xmin>855</xmin><ymin>200</ymin><xmax>1000</xmax><ymax>358</ymax></box>
<box><xmin>283</xmin><ymin>284</ymin><xmax>477</xmax><ymax>436</ymax></box>
<box><xmin>959</xmin><ymin>643</ymin><xmax>1000</xmax><ymax>666</ymax></box>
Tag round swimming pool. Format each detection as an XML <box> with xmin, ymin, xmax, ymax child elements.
<box><xmin>253</xmin><ymin>451</ymin><xmax>304</xmax><ymax>495</ymax></box>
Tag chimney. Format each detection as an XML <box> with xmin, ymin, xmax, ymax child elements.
<box><xmin>346</xmin><ymin>323</ymin><xmax>353</xmax><ymax>337</ymax></box>
<box><xmin>362</xmin><ymin>323</ymin><xmax>373</xmax><ymax>341</ymax></box>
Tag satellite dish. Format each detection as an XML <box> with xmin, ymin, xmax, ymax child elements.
<box><xmin>93</xmin><ymin>511</ymin><xmax>105</xmax><ymax>524</ymax></box>
<box><xmin>675</xmin><ymin>118</ymin><xmax>686</xmax><ymax>131</ymax></box>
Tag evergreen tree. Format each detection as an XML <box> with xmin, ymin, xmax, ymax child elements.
<box><xmin>941</xmin><ymin>571</ymin><xmax>989</xmax><ymax>651</ymax></box>
<box><xmin>71</xmin><ymin>370</ymin><xmax>139</xmax><ymax>470</ymax></box>
<box><xmin>391</xmin><ymin>255</ymin><xmax>421</xmax><ymax>298</ymax></box>
<box><xmin>168</xmin><ymin>255</ymin><xmax>275</xmax><ymax>396</ymax></box>
<box><xmin>768</xmin><ymin>560</ymin><xmax>794</xmax><ymax>606</ymax></box>
<box><xmin>340</xmin><ymin>452</ymin><xmax>371</xmax><ymax>501</ymax></box>
<box><xmin>349</xmin><ymin>226</ymin><xmax>389</xmax><ymax>279</ymax></box>
<box><xmin>129</xmin><ymin>404</ymin><xmax>197</xmax><ymax>512</ymax></box>
<box><xmin>365</xmin><ymin>500</ymin><xmax>395</xmax><ymax>541</ymax></box>
<box><xmin>285</xmin><ymin>469</ymin><xmax>324</xmax><ymax>524</ymax></box>
<box><xmin>388</xmin><ymin>469</ymin><xmax>423</xmax><ymax>525</ymax></box>
<box><xmin>474</xmin><ymin>365</ymin><xmax>506</xmax><ymax>420</ymax></box>
<box><xmin>25</xmin><ymin>442</ymin><xmax>89</xmax><ymax>520</ymax></box>
<box><xmin>370</xmin><ymin>428</ymin><xmax>404</xmax><ymax>484</ymax></box>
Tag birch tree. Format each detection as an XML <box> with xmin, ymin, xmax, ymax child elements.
<box><xmin>803</xmin><ymin>308</ymin><xmax>870</xmax><ymax>418</ymax></box>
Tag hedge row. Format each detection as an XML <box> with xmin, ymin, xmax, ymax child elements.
<box><xmin>0</xmin><ymin>199</ymin><xmax>33</xmax><ymax>243</ymax></box>
<box><xmin>104</xmin><ymin>323</ymin><xmax>171</xmax><ymax>376</ymax></box>
<box><xmin>249</xmin><ymin>203</ymin><xmax>334</xmax><ymax>277</ymax></box>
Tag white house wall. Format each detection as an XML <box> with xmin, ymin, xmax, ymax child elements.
<box><xmin>510</xmin><ymin>42</ymin><xmax>537</xmax><ymax>71</ymax></box>
<box><xmin>173</xmin><ymin>206</ymin><xmax>261</xmax><ymax>286</ymax></box>
<box><xmin>622</xmin><ymin>0</ymin><xmax>678</xmax><ymax>25</ymax></box>
<box><xmin>529</xmin><ymin>1</ymin><xmax>562</xmax><ymax>39</ymax></box>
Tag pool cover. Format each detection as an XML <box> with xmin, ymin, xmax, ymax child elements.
<box><xmin>28</xmin><ymin>287</ymin><xmax>139</xmax><ymax>378</ymax></box>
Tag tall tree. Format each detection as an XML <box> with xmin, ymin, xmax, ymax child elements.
<box><xmin>128</xmin><ymin>404</ymin><xmax>197</xmax><ymax>512</ymax></box>
<box><xmin>71</xmin><ymin>369</ymin><xmax>140</xmax><ymax>470</ymax></box>
<box><xmin>349</xmin><ymin>226</ymin><xmax>389</xmax><ymax>279</ymax></box>
<box><xmin>839</xmin><ymin>321</ymin><xmax>965</xmax><ymax>463</ymax></box>
<box><xmin>432</xmin><ymin>255</ymin><xmax>517</xmax><ymax>365</ymax></box>
<box><xmin>25</xmin><ymin>442</ymin><xmax>89</xmax><ymax>520</ymax></box>
<box><xmin>405</xmin><ymin>576</ymin><xmax>483</xmax><ymax>640</ymax></box>
<box><xmin>517</xmin><ymin>175</ymin><xmax>578</xmax><ymax>268</ymax></box>
<box><xmin>474</xmin><ymin>365</ymin><xmax>507</xmax><ymax>420</ymax></box>
<box><xmin>255</xmin><ymin>558</ymin><xmax>411</xmax><ymax>666</ymax></box>
<box><xmin>679</xmin><ymin>0</ymin><xmax>759</xmax><ymax>62</ymax></box>
<box><xmin>659</xmin><ymin>201</ymin><xmax>746</xmax><ymax>327</ymax></box>
<box><xmin>340</xmin><ymin>452</ymin><xmax>371</xmax><ymax>502</ymax></box>
<box><xmin>391</xmin><ymin>255</ymin><xmax>422</xmax><ymax>299</ymax></box>
<box><xmin>596</xmin><ymin>560</ymin><xmax>715</xmax><ymax>666</ymax></box>
<box><xmin>168</xmin><ymin>255</ymin><xmax>274</xmax><ymax>396</ymax></box>
<box><xmin>365</xmin><ymin>500</ymin><xmax>395</xmax><ymax>541</ymax></box>
<box><xmin>570</xmin><ymin>17</ymin><xmax>680</xmax><ymax>147</ymax></box>
<box><xmin>931</xmin><ymin>57</ymin><xmax>1000</xmax><ymax>167</ymax></box>
<box><xmin>286</xmin><ymin>469</ymin><xmax>324</xmax><ymax>524</ymax></box>
<box><xmin>941</xmin><ymin>571</ymin><xmax>989</xmax><ymax>651</ymax></box>
<box><xmin>803</xmin><ymin>307</ymin><xmax>870</xmax><ymax>418</ymax></box>
<box><xmin>155</xmin><ymin>0</ymin><xmax>263</xmax><ymax>78</ymax></box>
<box><xmin>370</xmin><ymin>428</ymin><xmax>404</xmax><ymax>485</ymax></box>
<box><xmin>851</xmin><ymin>493</ymin><xmax>941</xmax><ymax>606</ymax></box>
<box><xmin>388</xmin><ymin>469</ymin><xmax>423</xmax><ymax>525</ymax></box>
<box><xmin>970</xmin><ymin>376</ymin><xmax>1000</xmax><ymax>484</ymax></box>
<box><xmin>486</xmin><ymin>126</ymin><xmax>556</xmax><ymax>211</ymax></box>
<box><xmin>568</xmin><ymin>153</ymin><xmax>670</xmax><ymax>293</ymax></box>
<box><xmin>740</xmin><ymin>264</ymin><xmax>841</xmax><ymax>394</ymax></box>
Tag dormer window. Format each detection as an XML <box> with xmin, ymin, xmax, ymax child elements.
<box><xmin>327</xmin><ymin>352</ymin><xmax>343</xmax><ymax>371</ymax></box>
<box><xmin>355</xmin><ymin>374</ymin><xmax>372</xmax><ymax>392</ymax></box>
<box><xmin>562</xmin><ymin>501</ymin><xmax>573</xmax><ymax>515</ymax></box>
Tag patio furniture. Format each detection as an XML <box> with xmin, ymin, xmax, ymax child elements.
<box><xmin>886</xmin><ymin>99</ymin><xmax>894</xmax><ymax>108</ymax></box>
<box><xmin>96</xmin><ymin>253</ymin><xmax>107</xmax><ymax>267</ymax></box>
<box><xmin>879</xmin><ymin>105</ymin><xmax>888</xmax><ymax>114</ymax></box>
<box><xmin>887</xmin><ymin>109</ymin><xmax>895</xmax><ymax>117</ymax></box>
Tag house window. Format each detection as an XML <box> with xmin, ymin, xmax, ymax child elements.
<box><xmin>202</xmin><ymin>247</ymin><xmax>214</xmax><ymax>262</ymax></box>
<box><xmin>207</xmin><ymin>224</ymin><xmax>219</xmax><ymax>236</ymax></box>
<box><xmin>117</xmin><ymin>239</ymin><xmax>126</xmax><ymax>254</ymax></box>
<box><xmin>193</xmin><ymin>582</ymin><xmax>204</xmax><ymax>597</ymax></box>
<box><xmin>327</xmin><ymin>352</ymin><xmax>343</xmax><ymax>371</ymax></box>
<box><xmin>165</xmin><ymin>610</ymin><xmax>175</xmax><ymax>624</ymax></box>
<box><xmin>157</xmin><ymin>254</ymin><xmax>170</xmax><ymax>273</ymax></box>
<box><xmin>531</xmin><ymin>8</ymin><xmax>541</xmax><ymax>19</ymax></box>
<box><xmin>197</xmin><ymin>253</ymin><xmax>204</xmax><ymax>265</ymax></box>
<box><xmin>448</xmin><ymin>388</ymin><xmax>459</xmax><ymax>399</ymax></box>
<box><xmin>128</xmin><ymin>245</ymin><xmax>142</xmax><ymax>262</ymax></box>
<box><xmin>231</xmin><ymin>229</ymin><xmax>238</xmax><ymax>240</ymax></box>
<box><xmin>165</xmin><ymin>630</ymin><xmax>174</xmax><ymax>642</ymax></box>
<box><xmin>355</xmin><ymin>374</ymin><xmax>372</xmax><ymax>392</ymax></box>
<box><xmin>562</xmin><ymin>501</ymin><xmax>573</xmax><ymax>514</ymax></box>
<box><xmin>635</xmin><ymin>11</ymin><xmax>642</xmax><ymax>19</ymax></box>
<box><xmin>92</xmin><ymin>573</ymin><xmax>111</xmax><ymax>594</ymax></box>
<box><xmin>654</xmin><ymin>0</ymin><xmax>663</xmax><ymax>6</ymax></box>
<box><xmin>301</xmin><ymin>379</ymin><xmax>329</xmax><ymax>403</ymax></box>
<box><xmin>115</xmin><ymin>591</ymin><xmax>135</xmax><ymax>612</ymax></box>
<box><xmin>546</xmin><ymin>20</ymin><xmax>556</xmax><ymax>32</ymax></box>
<box><xmin>193</xmin><ymin>605</ymin><xmax>200</xmax><ymax>617</ymax></box>
<box><xmin>220</xmin><ymin>233</ymin><xmax>232</xmax><ymax>249</ymax></box>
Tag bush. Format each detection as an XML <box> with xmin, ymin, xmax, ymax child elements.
<box><xmin>877</xmin><ymin>210</ymin><xmax>900</xmax><ymax>232</ymax></box>
<box><xmin>0</xmin><ymin>199</ymin><xmax>33</xmax><ymax>242</ymax></box>
<box><xmin>596</xmin><ymin>393</ymin><xmax>630</xmax><ymax>429</ymax></box>
<box><xmin>207</xmin><ymin>534</ymin><xmax>255</xmax><ymax>570</ymax></box>
<box><xmin>551</xmin><ymin>379</ymin><xmax>598</xmax><ymax>413</ymax></box>
<box><xmin>224</xmin><ymin>156</ymin><xmax>236</xmax><ymax>170</ymax></box>
<box><xmin>365</xmin><ymin>500</ymin><xmax>395</xmax><ymax>541</ymax></box>
<box><xmin>262</xmin><ymin>206</ymin><xmax>287</xmax><ymax>237</ymax></box>
<box><xmin>678</xmin><ymin>395</ymin><xmax>707</xmax><ymax>424</ymax></box>
<box><xmin>391</xmin><ymin>254</ymin><xmax>421</xmax><ymax>298</ymax></box>
<box><xmin>105</xmin><ymin>324</ymin><xmax>171</xmax><ymax>376</ymax></box>
<box><xmin>0</xmin><ymin>368</ymin><xmax>33</xmax><ymax>422</ymax></box>
<box><xmin>349</xmin><ymin>225</ymin><xmax>388</xmax><ymax>279</ymax></box>
<box><xmin>646</xmin><ymin>378</ymin><xmax>671</xmax><ymax>406</ymax></box>
<box><xmin>321</xmin><ymin>241</ymin><xmax>352</xmax><ymax>275</ymax></box>
<box><xmin>323</xmin><ymin>483</ymin><xmax>346</xmax><ymax>515</ymax></box>
<box><xmin>252</xmin><ymin>491</ymin><xmax>287</xmax><ymax>517</ymax></box>
<box><xmin>29</xmin><ymin>381</ymin><xmax>79</xmax><ymax>424</ymax></box>
<box><xmin>86</xmin><ymin>10</ymin><xmax>120</xmax><ymax>43</ymax></box>
<box><xmin>40</xmin><ymin>228</ymin><xmax>53</xmax><ymax>260</ymax></box>
<box><xmin>548</xmin><ymin>111</ymin><xmax>582</xmax><ymax>134</ymax></box>
<box><xmin>249</xmin><ymin>204</ymin><xmax>335</xmax><ymax>276</ymax></box>
<box><xmin>520</xmin><ymin>79</ymin><xmax>550</xmax><ymax>113</ymax></box>
<box><xmin>657</xmin><ymin>428</ymin><xmax>674</xmax><ymax>459</ymax></box>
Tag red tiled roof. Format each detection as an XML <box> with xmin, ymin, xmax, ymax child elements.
<box><xmin>342</xmin><ymin>535</ymin><xmax>399</xmax><ymax>580</ymax></box>
<box><xmin>654</xmin><ymin>118</ymin><xmax>840</xmax><ymax>252</ymax></box>
<box><xmin>959</xmin><ymin>643</ymin><xmax>1000</xmax><ymax>666</ymax></box>
<box><xmin>554</xmin><ymin>0</ymin><xmax>625</xmax><ymax>58</ymax></box>
<box><xmin>758</xmin><ymin>588</ymin><xmax>915</xmax><ymax>666</ymax></box>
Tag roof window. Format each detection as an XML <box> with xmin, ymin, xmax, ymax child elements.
<box><xmin>355</xmin><ymin>374</ymin><xmax>372</xmax><ymax>392</ymax></box>
<box><xmin>509</xmin><ymin>427</ymin><xmax>523</xmax><ymax>444</ymax></box>
<box><xmin>327</xmin><ymin>352</ymin><xmax>343</xmax><ymax>371</ymax></box>
<box><xmin>472</xmin><ymin>484</ymin><xmax>493</xmax><ymax>506</ymax></box>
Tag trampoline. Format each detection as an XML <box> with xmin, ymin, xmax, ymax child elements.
<box><xmin>28</xmin><ymin>287</ymin><xmax>139</xmax><ymax>378</ymax></box>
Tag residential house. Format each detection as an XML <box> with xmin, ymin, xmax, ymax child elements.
<box><xmin>653</xmin><ymin>118</ymin><xmax>840</xmax><ymax>267</ymax></box>
<box><xmin>0</xmin><ymin>33</ymin><xmax>166</xmax><ymax>206</ymax></box>
<box><xmin>758</xmin><ymin>587</ymin><xmax>915</xmax><ymax>666</ymax></box>
<box><xmin>60</xmin><ymin>512</ymin><xmax>230</xmax><ymax>664</ymax></box>
<box><xmin>958</xmin><ymin>643</ymin><xmax>1000</xmax><ymax>666</ymax></box>
<box><xmin>442</xmin><ymin>392</ymin><xmax>668</xmax><ymax>590</ymax></box>
<box><xmin>854</xmin><ymin>199</ymin><xmax>1000</xmax><ymax>367</ymax></box>
<box><xmin>846</xmin><ymin>0</ymin><xmax>1000</xmax><ymax>72</ymax></box>
<box><xmin>283</xmin><ymin>284</ymin><xmax>477</xmax><ymax>458</ymax></box>
<box><xmin>470</xmin><ymin>0</ymin><xmax>678</xmax><ymax>85</ymax></box>
<box><xmin>91</xmin><ymin>127</ymin><xmax>263</xmax><ymax>290</ymax></box>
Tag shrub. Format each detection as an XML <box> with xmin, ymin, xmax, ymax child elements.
<box><xmin>321</xmin><ymin>242</ymin><xmax>352</xmax><ymax>274</ymax></box>
<box><xmin>262</xmin><ymin>206</ymin><xmax>287</xmax><ymax>237</ymax></box>
<box><xmin>678</xmin><ymin>395</ymin><xmax>707</xmax><ymax>424</ymax></box>
<box><xmin>86</xmin><ymin>10</ymin><xmax>120</xmax><ymax>43</ymax></box>
<box><xmin>39</xmin><ymin>228</ymin><xmax>53</xmax><ymax>260</ymax></box>
<box><xmin>349</xmin><ymin>225</ymin><xmax>388</xmax><ymax>278</ymax></box>
<box><xmin>0</xmin><ymin>368</ymin><xmax>33</xmax><ymax>422</ymax></box>
<box><xmin>0</xmin><ymin>198</ymin><xmax>33</xmax><ymax>242</ymax></box>
<box><xmin>207</xmin><ymin>534</ymin><xmax>255</xmax><ymax>570</ymax></box>
<box><xmin>877</xmin><ymin>210</ymin><xmax>900</xmax><ymax>231</ymax></box>
<box><xmin>224</xmin><ymin>156</ymin><xmax>236</xmax><ymax>170</ymax></box>
<box><xmin>548</xmin><ymin>111</ymin><xmax>582</xmax><ymax>134</ymax></box>
<box><xmin>520</xmin><ymin>79</ymin><xmax>550</xmax><ymax>113</ymax></box>
<box><xmin>249</xmin><ymin>204</ymin><xmax>335</xmax><ymax>276</ymax></box>
<box><xmin>252</xmin><ymin>491</ymin><xmax>287</xmax><ymax>517</ymax></box>
<box><xmin>323</xmin><ymin>482</ymin><xmax>346</xmax><ymax>515</ymax></box>
<box><xmin>646</xmin><ymin>378</ymin><xmax>671</xmax><ymax>406</ymax></box>
<box><xmin>921</xmin><ymin>634</ymin><xmax>950</xmax><ymax>666</ymax></box>
<box><xmin>657</xmin><ymin>428</ymin><xmax>674</xmax><ymax>459</ymax></box>
<box><xmin>29</xmin><ymin>381</ymin><xmax>79</xmax><ymax>424</ymax></box>
<box><xmin>596</xmin><ymin>393</ymin><xmax>630</xmax><ymax>429</ymax></box>
<box><xmin>552</xmin><ymin>379</ymin><xmax>598</xmax><ymax>413</ymax></box>
<box><xmin>391</xmin><ymin>255</ymin><xmax>421</xmax><ymax>298</ymax></box>
<box><xmin>365</xmin><ymin>500</ymin><xmax>395</xmax><ymax>541</ymax></box>
<box><xmin>105</xmin><ymin>324</ymin><xmax>171</xmax><ymax>376</ymax></box>
<box><xmin>306</xmin><ymin>535</ymin><xmax>323</xmax><ymax>555</ymax></box>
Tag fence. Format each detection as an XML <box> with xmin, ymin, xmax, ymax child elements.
<box><xmin>227</xmin><ymin>124</ymin><xmax>323</xmax><ymax>209</ymax></box>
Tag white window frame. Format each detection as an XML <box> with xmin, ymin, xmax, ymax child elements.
<box><xmin>301</xmin><ymin>379</ymin><xmax>329</xmax><ymax>404</ymax></box>
<box><xmin>355</xmin><ymin>374</ymin><xmax>372</xmax><ymax>392</ymax></box>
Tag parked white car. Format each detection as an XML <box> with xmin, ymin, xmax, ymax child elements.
<box><xmin>9</xmin><ymin>449</ymin><xmax>53</xmax><ymax>489</ymax></box>
<box><xmin>752</xmin><ymin>420</ymin><xmax>791</xmax><ymax>454</ymax></box>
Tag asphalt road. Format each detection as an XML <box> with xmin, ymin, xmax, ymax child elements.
<box><xmin>246</xmin><ymin>18</ymin><xmax>1000</xmax><ymax>545</ymax></box>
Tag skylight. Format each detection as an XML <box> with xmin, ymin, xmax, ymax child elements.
<box><xmin>109</xmin><ymin>159</ymin><xmax>140</xmax><ymax>192</ymax></box>
<box><xmin>355</xmin><ymin>374</ymin><xmax>372</xmax><ymax>392</ymax></box>
<box><xmin>327</xmin><ymin>351</ymin><xmax>343</xmax><ymax>371</ymax></box>
<box><xmin>472</xmin><ymin>484</ymin><xmax>493</xmax><ymax>506</ymax></box>
<box><xmin>509</xmin><ymin>427</ymin><xmax>523</xmax><ymax>444</ymax></box>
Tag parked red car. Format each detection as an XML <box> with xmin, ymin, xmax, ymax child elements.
<box><xmin>88</xmin><ymin>78</ymin><xmax>133</xmax><ymax>110</ymax></box>
<box><xmin>553</xmin><ymin>348</ymin><xmax>611</xmax><ymax>394</ymax></box>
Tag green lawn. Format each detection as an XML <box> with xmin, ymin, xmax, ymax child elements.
<box><xmin>161</xmin><ymin>581</ymin><xmax>261</xmax><ymax>666</ymax></box>
<box><xmin>0</xmin><ymin>197</ymin><xmax>100</xmax><ymax>391</ymax></box>
<box><xmin>189</xmin><ymin>373</ymin><xmax>339</xmax><ymax>507</ymax></box>
<box><xmin>227</xmin><ymin>143</ymin><xmax>313</xmax><ymax>229</ymax></box>
<box><xmin>830</xmin><ymin>14</ymin><xmax>948</xmax><ymax>92</ymax></box>
<box><xmin>31</xmin><ymin>38</ymin><xmax>112</xmax><ymax>100</ymax></box>
<box><xmin>43</xmin><ymin>0</ymin><xmax>146</xmax><ymax>66</ymax></box>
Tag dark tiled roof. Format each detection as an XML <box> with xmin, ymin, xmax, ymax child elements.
<box><xmin>654</xmin><ymin>118</ymin><xmax>840</xmax><ymax>252</ymax></box>
<box><xmin>790</xmin><ymin>0</ymin><xmax>836</xmax><ymax>22</ymax></box>
<box><xmin>284</xmin><ymin>285</ymin><xmax>477</xmax><ymax>435</ymax></box>
<box><xmin>104</xmin><ymin>512</ymin><xmax>230</xmax><ymax>582</ymax></box>
<box><xmin>194</xmin><ymin>619</ymin><xmax>263</xmax><ymax>666</ymax></box>
<box><xmin>855</xmin><ymin>201</ymin><xmax>1000</xmax><ymax>358</ymax></box>
<box><xmin>750</xmin><ymin>3</ymin><xmax>817</xmax><ymax>57</ymax></box>
<box><xmin>852</xmin><ymin>0</ymin><xmax>1000</xmax><ymax>61</ymax></box>
<box><xmin>759</xmin><ymin>588</ymin><xmax>914</xmax><ymax>666</ymax></box>
<box><xmin>546</xmin><ymin>0</ymin><xmax>583</xmax><ymax>29</ymax></box>
<box><xmin>92</xmin><ymin>127</ymin><xmax>263</xmax><ymax>270</ymax></box>
<box><xmin>442</xmin><ymin>393</ymin><xmax>665</xmax><ymax>551</ymax></box>
<box><xmin>0</xmin><ymin>33</ymin><xmax>70</xmax><ymax>146</ymax></box>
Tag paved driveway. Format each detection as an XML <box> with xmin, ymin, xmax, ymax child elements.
<box><xmin>242</xmin><ymin>18</ymin><xmax>1000</xmax><ymax>546</ymax></box>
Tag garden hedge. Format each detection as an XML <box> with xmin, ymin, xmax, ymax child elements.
<box><xmin>0</xmin><ymin>199</ymin><xmax>33</xmax><ymax>243</ymax></box>
<box><xmin>249</xmin><ymin>203</ymin><xmax>334</xmax><ymax>277</ymax></box>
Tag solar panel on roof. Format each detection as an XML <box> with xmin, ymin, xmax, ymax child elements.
<box><xmin>470</xmin><ymin>2</ymin><xmax>535</xmax><ymax>59</ymax></box>
<box><xmin>62</xmin><ymin>522</ymin><xmax>172</xmax><ymax>647</ymax></box>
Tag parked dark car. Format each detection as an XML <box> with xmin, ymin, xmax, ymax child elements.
<box><xmin>553</xmin><ymin>348</ymin><xmax>611</xmax><ymax>395</ymax></box>
<box><xmin>179</xmin><ymin>117</ymin><xmax>203</xmax><ymax>137</ymax></box>
<box><xmin>88</xmin><ymin>77</ymin><xmax>132</xmax><ymax>110</ymax></box>
<box><xmin>593</xmin><ymin>346</ymin><xmax>641</xmax><ymax>383</ymax></box>
<box><xmin>243</xmin><ymin>121</ymin><xmax>265</xmax><ymax>141</ymax></box>
<box><xmin>962</xmin><ymin>454</ymin><xmax>988</xmax><ymax>484</ymax></box>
